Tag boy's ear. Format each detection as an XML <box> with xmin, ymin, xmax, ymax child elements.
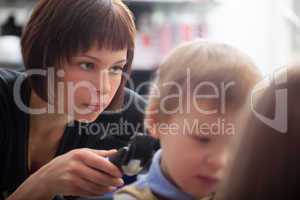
<box><xmin>145</xmin><ymin>103</ymin><xmax>160</xmax><ymax>139</ymax></box>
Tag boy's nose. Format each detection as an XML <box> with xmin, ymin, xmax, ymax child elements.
<box><xmin>206</xmin><ymin>150</ymin><xmax>229</xmax><ymax>174</ymax></box>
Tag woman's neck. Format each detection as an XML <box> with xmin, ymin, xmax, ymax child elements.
<box><xmin>27</xmin><ymin>91</ymin><xmax>73</xmax><ymax>172</ymax></box>
<box><xmin>29</xmin><ymin>90</ymin><xmax>71</xmax><ymax>137</ymax></box>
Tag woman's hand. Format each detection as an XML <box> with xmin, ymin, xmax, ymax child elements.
<box><xmin>8</xmin><ymin>148</ymin><xmax>124</xmax><ymax>200</ymax></box>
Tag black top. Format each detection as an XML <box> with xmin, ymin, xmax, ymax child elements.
<box><xmin>0</xmin><ymin>69</ymin><xmax>147</xmax><ymax>199</ymax></box>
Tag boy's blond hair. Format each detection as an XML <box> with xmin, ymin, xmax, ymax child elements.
<box><xmin>146</xmin><ymin>39</ymin><xmax>262</xmax><ymax>123</ymax></box>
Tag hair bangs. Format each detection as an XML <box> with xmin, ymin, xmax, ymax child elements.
<box><xmin>58</xmin><ymin>0</ymin><xmax>135</xmax><ymax>64</ymax></box>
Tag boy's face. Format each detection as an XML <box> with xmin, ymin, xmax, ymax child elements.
<box><xmin>156</xmin><ymin>110</ymin><xmax>235</xmax><ymax>198</ymax></box>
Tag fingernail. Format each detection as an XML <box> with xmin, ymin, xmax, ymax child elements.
<box><xmin>109</xmin><ymin>187</ymin><xmax>117</xmax><ymax>192</ymax></box>
<box><xmin>116</xmin><ymin>170</ymin><xmax>123</xmax><ymax>178</ymax></box>
<box><xmin>118</xmin><ymin>179</ymin><xmax>124</xmax><ymax>186</ymax></box>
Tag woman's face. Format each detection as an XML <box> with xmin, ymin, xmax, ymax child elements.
<box><xmin>56</xmin><ymin>46</ymin><xmax>128</xmax><ymax>122</ymax></box>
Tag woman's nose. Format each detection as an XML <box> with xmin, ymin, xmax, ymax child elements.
<box><xmin>97</xmin><ymin>70</ymin><xmax>111</xmax><ymax>95</ymax></box>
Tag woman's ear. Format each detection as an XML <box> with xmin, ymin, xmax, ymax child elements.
<box><xmin>144</xmin><ymin>103</ymin><xmax>160</xmax><ymax>139</ymax></box>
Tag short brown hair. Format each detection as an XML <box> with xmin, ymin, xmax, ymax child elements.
<box><xmin>146</xmin><ymin>40</ymin><xmax>262</xmax><ymax>121</ymax></box>
<box><xmin>217</xmin><ymin>65</ymin><xmax>300</xmax><ymax>200</ymax></box>
<box><xmin>21</xmin><ymin>0</ymin><xmax>136</xmax><ymax>109</ymax></box>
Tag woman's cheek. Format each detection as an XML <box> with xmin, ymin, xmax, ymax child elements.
<box><xmin>111</xmin><ymin>76</ymin><xmax>122</xmax><ymax>93</ymax></box>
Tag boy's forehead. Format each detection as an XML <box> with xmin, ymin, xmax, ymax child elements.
<box><xmin>167</xmin><ymin>111</ymin><xmax>237</xmax><ymax>137</ymax></box>
<box><xmin>171</xmin><ymin>109</ymin><xmax>236</xmax><ymax>123</ymax></box>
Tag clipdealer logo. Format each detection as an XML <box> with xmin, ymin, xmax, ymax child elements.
<box><xmin>251</xmin><ymin>67</ymin><xmax>288</xmax><ymax>134</ymax></box>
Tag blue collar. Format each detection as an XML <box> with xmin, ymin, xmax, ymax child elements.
<box><xmin>145</xmin><ymin>149</ymin><xmax>196</xmax><ymax>200</ymax></box>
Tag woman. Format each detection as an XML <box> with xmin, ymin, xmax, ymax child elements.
<box><xmin>0</xmin><ymin>0</ymin><xmax>147</xmax><ymax>199</ymax></box>
<box><xmin>217</xmin><ymin>65</ymin><xmax>300</xmax><ymax>200</ymax></box>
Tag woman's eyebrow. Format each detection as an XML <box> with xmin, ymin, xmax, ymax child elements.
<box><xmin>79</xmin><ymin>55</ymin><xmax>102</xmax><ymax>63</ymax></box>
<box><xmin>114</xmin><ymin>59</ymin><xmax>127</xmax><ymax>65</ymax></box>
<box><xmin>77</xmin><ymin>55</ymin><xmax>126</xmax><ymax>65</ymax></box>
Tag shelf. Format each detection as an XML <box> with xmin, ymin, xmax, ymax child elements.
<box><xmin>124</xmin><ymin>0</ymin><xmax>216</xmax><ymax>4</ymax></box>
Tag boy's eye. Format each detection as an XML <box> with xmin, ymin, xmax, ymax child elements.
<box><xmin>109</xmin><ymin>66</ymin><xmax>124</xmax><ymax>75</ymax></box>
<box><xmin>198</xmin><ymin>136</ymin><xmax>211</xmax><ymax>144</ymax></box>
<box><xmin>80</xmin><ymin>62</ymin><xmax>95</xmax><ymax>71</ymax></box>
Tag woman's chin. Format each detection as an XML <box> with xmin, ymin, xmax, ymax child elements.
<box><xmin>74</xmin><ymin>111</ymin><xmax>103</xmax><ymax>123</ymax></box>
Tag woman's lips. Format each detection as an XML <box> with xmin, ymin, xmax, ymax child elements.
<box><xmin>85</xmin><ymin>103</ymin><xmax>104</xmax><ymax>112</ymax></box>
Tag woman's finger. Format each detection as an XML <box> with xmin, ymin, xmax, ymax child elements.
<box><xmin>81</xmin><ymin>150</ymin><xmax>122</xmax><ymax>178</ymax></box>
<box><xmin>70</xmin><ymin>176</ymin><xmax>116</xmax><ymax>197</ymax></box>
<box><xmin>76</xmin><ymin>162</ymin><xmax>124</xmax><ymax>187</ymax></box>
<box><xmin>89</xmin><ymin>149</ymin><xmax>118</xmax><ymax>157</ymax></box>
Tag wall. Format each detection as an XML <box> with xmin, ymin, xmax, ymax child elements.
<box><xmin>207</xmin><ymin>0</ymin><xmax>293</xmax><ymax>75</ymax></box>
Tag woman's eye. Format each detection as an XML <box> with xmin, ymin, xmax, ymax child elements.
<box><xmin>109</xmin><ymin>66</ymin><xmax>124</xmax><ymax>75</ymax></box>
<box><xmin>80</xmin><ymin>62</ymin><xmax>95</xmax><ymax>71</ymax></box>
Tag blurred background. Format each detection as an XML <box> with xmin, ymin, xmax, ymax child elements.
<box><xmin>0</xmin><ymin>0</ymin><xmax>298</xmax><ymax>95</ymax></box>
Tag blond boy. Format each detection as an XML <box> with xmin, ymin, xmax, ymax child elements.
<box><xmin>114</xmin><ymin>40</ymin><xmax>261</xmax><ymax>200</ymax></box>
